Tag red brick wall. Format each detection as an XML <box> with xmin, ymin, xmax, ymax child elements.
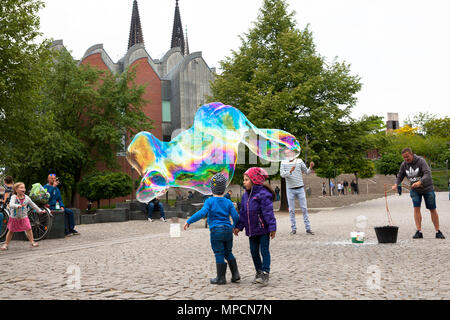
<box><xmin>129</xmin><ymin>57</ymin><xmax>162</xmax><ymax>140</ymax></box>
<box><xmin>72</xmin><ymin>53</ymin><xmax>162</xmax><ymax>210</ymax></box>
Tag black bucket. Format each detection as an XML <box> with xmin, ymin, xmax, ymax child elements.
<box><xmin>374</xmin><ymin>226</ymin><xmax>399</xmax><ymax>244</ymax></box>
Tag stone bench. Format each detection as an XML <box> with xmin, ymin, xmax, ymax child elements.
<box><xmin>117</xmin><ymin>200</ymin><xmax>186</xmax><ymax>221</ymax></box>
<box><xmin>10</xmin><ymin>209</ymin><xmax>66</xmax><ymax>241</ymax></box>
<box><xmin>80</xmin><ymin>208</ymin><xmax>129</xmax><ymax>224</ymax></box>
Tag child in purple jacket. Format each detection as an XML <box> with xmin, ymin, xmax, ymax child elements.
<box><xmin>234</xmin><ymin>167</ymin><xmax>276</xmax><ymax>286</ymax></box>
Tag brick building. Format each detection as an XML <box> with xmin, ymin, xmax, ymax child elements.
<box><xmin>54</xmin><ymin>0</ymin><xmax>215</xmax><ymax>209</ymax></box>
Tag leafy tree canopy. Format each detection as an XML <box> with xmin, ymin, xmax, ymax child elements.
<box><xmin>0</xmin><ymin>0</ymin><xmax>53</xmax><ymax>168</ymax></box>
<box><xmin>209</xmin><ymin>0</ymin><xmax>362</xmax><ymax>174</ymax></box>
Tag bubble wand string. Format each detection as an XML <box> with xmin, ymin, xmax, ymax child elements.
<box><xmin>384</xmin><ymin>184</ymin><xmax>394</xmax><ymax>226</ymax></box>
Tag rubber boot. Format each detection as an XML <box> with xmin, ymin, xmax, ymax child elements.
<box><xmin>228</xmin><ymin>258</ymin><xmax>241</xmax><ymax>283</ymax></box>
<box><xmin>210</xmin><ymin>263</ymin><xmax>227</xmax><ymax>285</ymax></box>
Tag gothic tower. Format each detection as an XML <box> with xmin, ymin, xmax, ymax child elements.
<box><xmin>184</xmin><ymin>26</ymin><xmax>190</xmax><ymax>56</ymax></box>
<box><xmin>128</xmin><ymin>0</ymin><xmax>144</xmax><ymax>49</ymax></box>
<box><xmin>170</xmin><ymin>0</ymin><xmax>185</xmax><ymax>55</ymax></box>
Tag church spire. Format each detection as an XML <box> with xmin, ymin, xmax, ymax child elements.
<box><xmin>170</xmin><ymin>0</ymin><xmax>185</xmax><ymax>55</ymax></box>
<box><xmin>184</xmin><ymin>26</ymin><xmax>190</xmax><ymax>55</ymax></box>
<box><xmin>128</xmin><ymin>0</ymin><xmax>144</xmax><ymax>50</ymax></box>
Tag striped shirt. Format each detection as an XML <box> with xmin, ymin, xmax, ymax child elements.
<box><xmin>279</xmin><ymin>159</ymin><xmax>311</xmax><ymax>189</ymax></box>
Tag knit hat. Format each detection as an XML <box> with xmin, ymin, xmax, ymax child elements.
<box><xmin>244</xmin><ymin>167</ymin><xmax>268</xmax><ymax>185</ymax></box>
<box><xmin>210</xmin><ymin>173</ymin><xmax>227</xmax><ymax>195</ymax></box>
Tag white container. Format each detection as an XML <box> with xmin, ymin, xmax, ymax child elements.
<box><xmin>170</xmin><ymin>223</ymin><xmax>181</xmax><ymax>238</ymax></box>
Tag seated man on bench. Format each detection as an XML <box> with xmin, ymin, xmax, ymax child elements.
<box><xmin>146</xmin><ymin>197</ymin><xmax>166</xmax><ymax>222</ymax></box>
<box><xmin>44</xmin><ymin>174</ymin><xmax>79</xmax><ymax>237</ymax></box>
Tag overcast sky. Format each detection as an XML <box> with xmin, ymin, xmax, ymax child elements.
<box><xmin>38</xmin><ymin>0</ymin><xmax>450</xmax><ymax>124</ymax></box>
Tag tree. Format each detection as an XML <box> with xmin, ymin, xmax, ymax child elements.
<box><xmin>0</xmin><ymin>0</ymin><xmax>52</xmax><ymax>169</ymax></box>
<box><xmin>375</xmin><ymin>152</ymin><xmax>403</xmax><ymax>176</ymax></box>
<box><xmin>315</xmin><ymin>160</ymin><xmax>341</xmax><ymax>196</ymax></box>
<box><xmin>339</xmin><ymin>115</ymin><xmax>384</xmax><ymax>183</ymax></box>
<box><xmin>208</xmin><ymin>0</ymin><xmax>362</xmax><ymax>208</ymax></box>
<box><xmin>78</xmin><ymin>171</ymin><xmax>133</xmax><ymax>208</ymax></box>
<box><xmin>5</xmin><ymin>48</ymin><xmax>153</xmax><ymax>205</ymax></box>
<box><xmin>423</xmin><ymin>117</ymin><xmax>450</xmax><ymax>139</ymax></box>
<box><xmin>404</xmin><ymin>112</ymin><xmax>436</xmax><ymax>135</ymax></box>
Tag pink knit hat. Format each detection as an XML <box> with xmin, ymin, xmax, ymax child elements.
<box><xmin>244</xmin><ymin>167</ymin><xmax>268</xmax><ymax>185</ymax></box>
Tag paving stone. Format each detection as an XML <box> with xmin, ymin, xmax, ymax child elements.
<box><xmin>0</xmin><ymin>192</ymin><xmax>449</xmax><ymax>299</ymax></box>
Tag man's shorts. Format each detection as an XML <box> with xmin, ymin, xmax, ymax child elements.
<box><xmin>410</xmin><ymin>189</ymin><xmax>436</xmax><ymax>210</ymax></box>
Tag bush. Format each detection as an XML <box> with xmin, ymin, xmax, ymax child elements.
<box><xmin>375</xmin><ymin>152</ymin><xmax>403</xmax><ymax>176</ymax></box>
<box><xmin>78</xmin><ymin>171</ymin><xmax>133</xmax><ymax>207</ymax></box>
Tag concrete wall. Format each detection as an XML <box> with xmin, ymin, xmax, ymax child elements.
<box><xmin>179</xmin><ymin>53</ymin><xmax>215</xmax><ymax>130</ymax></box>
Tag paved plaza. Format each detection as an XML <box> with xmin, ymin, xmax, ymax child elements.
<box><xmin>0</xmin><ymin>192</ymin><xmax>449</xmax><ymax>300</ymax></box>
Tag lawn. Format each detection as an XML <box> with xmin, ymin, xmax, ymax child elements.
<box><xmin>432</xmin><ymin>169</ymin><xmax>449</xmax><ymax>191</ymax></box>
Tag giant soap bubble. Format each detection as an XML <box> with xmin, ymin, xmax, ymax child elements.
<box><xmin>127</xmin><ymin>102</ymin><xmax>301</xmax><ymax>203</ymax></box>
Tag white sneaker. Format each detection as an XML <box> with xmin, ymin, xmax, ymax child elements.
<box><xmin>148</xmin><ymin>218</ymin><xmax>153</xmax><ymax>222</ymax></box>
<box><xmin>160</xmin><ymin>217</ymin><xmax>167</xmax><ymax>222</ymax></box>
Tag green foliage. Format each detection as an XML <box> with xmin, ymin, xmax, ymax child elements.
<box><xmin>78</xmin><ymin>171</ymin><xmax>133</xmax><ymax>206</ymax></box>
<box><xmin>0</xmin><ymin>0</ymin><xmax>53</xmax><ymax>168</ymax></box>
<box><xmin>375</xmin><ymin>152</ymin><xmax>404</xmax><ymax>176</ymax></box>
<box><xmin>431</xmin><ymin>169</ymin><xmax>448</xmax><ymax>191</ymax></box>
<box><xmin>339</xmin><ymin>116</ymin><xmax>384</xmax><ymax>181</ymax></box>
<box><xmin>404</xmin><ymin>112</ymin><xmax>436</xmax><ymax>135</ymax></box>
<box><xmin>41</xmin><ymin>49</ymin><xmax>154</xmax><ymax>168</ymax></box>
<box><xmin>4</xmin><ymin>48</ymin><xmax>153</xmax><ymax>206</ymax></box>
<box><xmin>423</xmin><ymin>117</ymin><xmax>450</xmax><ymax>139</ymax></box>
<box><xmin>382</xmin><ymin>132</ymin><xmax>448</xmax><ymax>167</ymax></box>
<box><xmin>358</xmin><ymin>160</ymin><xmax>376</xmax><ymax>179</ymax></box>
<box><xmin>315</xmin><ymin>164</ymin><xmax>340</xmax><ymax>180</ymax></box>
<box><xmin>208</xmin><ymin>0</ymin><xmax>362</xmax><ymax>176</ymax></box>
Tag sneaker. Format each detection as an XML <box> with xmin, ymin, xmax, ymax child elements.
<box><xmin>413</xmin><ymin>230</ymin><xmax>423</xmax><ymax>239</ymax></box>
<box><xmin>290</xmin><ymin>230</ymin><xmax>296</xmax><ymax>235</ymax></box>
<box><xmin>252</xmin><ymin>270</ymin><xmax>263</xmax><ymax>284</ymax></box>
<box><xmin>65</xmin><ymin>233</ymin><xmax>73</xmax><ymax>237</ymax></box>
<box><xmin>436</xmin><ymin>230</ymin><xmax>445</xmax><ymax>239</ymax></box>
<box><xmin>148</xmin><ymin>218</ymin><xmax>153</xmax><ymax>222</ymax></box>
<box><xmin>70</xmin><ymin>229</ymin><xmax>80</xmax><ymax>235</ymax></box>
<box><xmin>160</xmin><ymin>217</ymin><xmax>167</xmax><ymax>222</ymax></box>
<box><xmin>255</xmin><ymin>271</ymin><xmax>269</xmax><ymax>286</ymax></box>
<box><xmin>306</xmin><ymin>230</ymin><xmax>315</xmax><ymax>235</ymax></box>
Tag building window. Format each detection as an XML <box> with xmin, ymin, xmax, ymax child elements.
<box><xmin>162</xmin><ymin>101</ymin><xmax>171</xmax><ymax>122</ymax></box>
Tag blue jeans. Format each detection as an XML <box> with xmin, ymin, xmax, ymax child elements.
<box><xmin>210</xmin><ymin>225</ymin><xmax>235</xmax><ymax>264</ymax></box>
<box><xmin>146</xmin><ymin>202</ymin><xmax>165</xmax><ymax>219</ymax></box>
<box><xmin>286</xmin><ymin>187</ymin><xmax>311</xmax><ymax>231</ymax></box>
<box><xmin>249</xmin><ymin>234</ymin><xmax>271</xmax><ymax>273</ymax></box>
<box><xmin>410</xmin><ymin>189</ymin><xmax>436</xmax><ymax>210</ymax></box>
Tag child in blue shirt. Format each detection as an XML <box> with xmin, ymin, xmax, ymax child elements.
<box><xmin>184</xmin><ymin>173</ymin><xmax>240</xmax><ymax>285</ymax></box>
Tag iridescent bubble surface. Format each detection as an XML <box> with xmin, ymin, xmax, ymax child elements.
<box><xmin>127</xmin><ymin>102</ymin><xmax>301</xmax><ymax>203</ymax></box>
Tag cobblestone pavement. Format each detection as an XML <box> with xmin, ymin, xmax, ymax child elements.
<box><xmin>1</xmin><ymin>192</ymin><xmax>449</xmax><ymax>300</ymax></box>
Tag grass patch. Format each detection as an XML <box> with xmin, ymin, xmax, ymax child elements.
<box><xmin>432</xmin><ymin>170</ymin><xmax>448</xmax><ymax>191</ymax></box>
